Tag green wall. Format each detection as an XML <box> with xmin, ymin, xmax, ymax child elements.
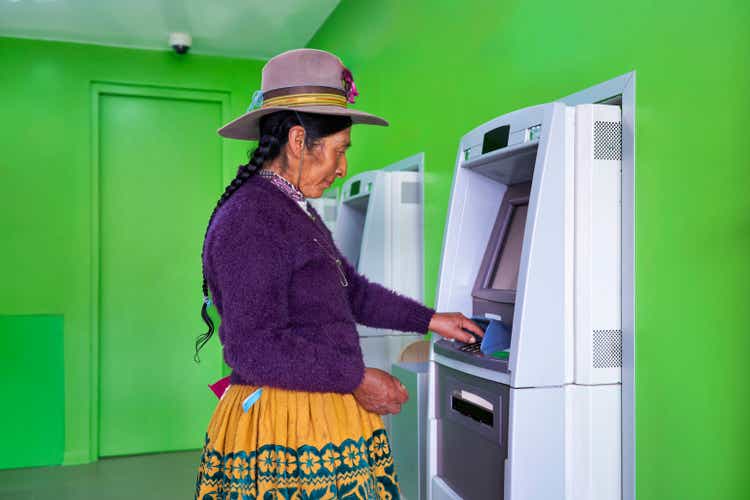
<box><xmin>0</xmin><ymin>37</ymin><xmax>263</xmax><ymax>466</ymax></box>
<box><xmin>0</xmin><ymin>315</ymin><xmax>64</xmax><ymax>469</ymax></box>
<box><xmin>308</xmin><ymin>1</ymin><xmax>750</xmax><ymax>499</ymax></box>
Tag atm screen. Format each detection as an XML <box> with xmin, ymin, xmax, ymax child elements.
<box><xmin>482</xmin><ymin>125</ymin><xmax>510</xmax><ymax>154</ymax></box>
<box><xmin>489</xmin><ymin>202</ymin><xmax>528</xmax><ymax>290</ymax></box>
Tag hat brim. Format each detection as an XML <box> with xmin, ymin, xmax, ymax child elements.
<box><xmin>217</xmin><ymin>105</ymin><xmax>389</xmax><ymax>140</ymax></box>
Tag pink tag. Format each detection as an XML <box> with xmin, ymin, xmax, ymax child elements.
<box><xmin>208</xmin><ymin>376</ymin><xmax>231</xmax><ymax>399</ymax></box>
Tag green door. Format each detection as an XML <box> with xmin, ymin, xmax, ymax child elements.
<box><xmin>98</xmin><ymin>91</ymin><xmax>224</xmax><ymax>457</ymax></box>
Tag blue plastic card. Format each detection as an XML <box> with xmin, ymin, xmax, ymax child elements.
<box><xmin>480</xmin><ymin>320</ymin><xmax>512</xmax><ymax>355</ymax></box>
<box><xmin>242</xmin><ymin>388</ymin><xmax>263</xmax><ymax>412</ymax></box>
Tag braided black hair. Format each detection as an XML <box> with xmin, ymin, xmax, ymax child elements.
<box><xmin>194</xmin><ymin>110</ymin><xmax>352</xmax><ymax>361</ymax></box>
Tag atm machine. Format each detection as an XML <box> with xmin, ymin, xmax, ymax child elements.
<box><xmin>428</xmin><ymin>103</ymin><xmax>622</xmax><ymax>500</ymax></box>
<box><xmin>307</xmin><ymin>187</ymin><xmax>339</xmax><ymax>232</ymax></box>
<box><xmin>333</xmin><ymin>163</ymin><xmax>424</xmax><ymax>373</ymax></box>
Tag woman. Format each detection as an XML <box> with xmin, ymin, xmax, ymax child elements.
<box><xmin>194</xmin><ymin>49</ymin><xmax>482</xmax><ymax>500</ymax></box>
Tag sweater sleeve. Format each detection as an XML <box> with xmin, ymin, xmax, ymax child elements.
<box><xmin>340</xmin><ymin>255</ymin><xmax>435</xmax><ymax>334</ymax></box>
<box><xmin>209</xmin><ymin>203</ymin><xmax>364</xmax><ymax>394</ymax></box>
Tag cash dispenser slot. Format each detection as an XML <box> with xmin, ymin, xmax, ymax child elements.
<box><xmin>451</xmin><ymin>390</ymin><xmax>494</xmax><ymax>427</ymax></box>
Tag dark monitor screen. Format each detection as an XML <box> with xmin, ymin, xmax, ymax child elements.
<box><xmin>473</xmin><ymin>182</ymin><xmax>531</xmax><ymax>306</ymax></box>
<box><xmin>489</xmin><ymin>202</ymin><xmax>527</xmax><ymax>290</ymax></box>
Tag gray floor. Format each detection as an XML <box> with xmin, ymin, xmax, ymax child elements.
<box><xmin>0</xmin><ymin>450</ymin><xmax>201</xmax><ymax>500</ymax></box>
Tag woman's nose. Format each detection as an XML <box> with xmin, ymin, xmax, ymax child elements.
<box><xmin>336</xmin><ymin>157</ymin><xmax>347</xmax><ymax>178</ymax></box>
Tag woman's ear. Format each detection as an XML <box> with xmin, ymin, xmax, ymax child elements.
<box><xmin>287</xmin><ymin>125</ymin><xmax>306</xmax><ymax>160</ymax></box>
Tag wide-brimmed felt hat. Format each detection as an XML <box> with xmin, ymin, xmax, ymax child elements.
<box><xmin>218</xmin><ymin>48</ymin><xmax>388</xmax><ymax>140</ymax></box>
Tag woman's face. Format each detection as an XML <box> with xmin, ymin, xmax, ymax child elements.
<box><xmin>297</xmin><ymin>127</ymin><xmax>352</xmax><ymax>198</ymax></box>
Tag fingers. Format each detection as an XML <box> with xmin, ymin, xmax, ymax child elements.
<box><xmin>362</xmin><ymin>399</ymin><xmax>400</xmax><ymax>416</ymax></box>
<box><xmin>461</xmin><ymin>316</ymin><xmax>485</xmax><ymax>338</ymax></box>
<box><xmin>399</xmin><ymin>383</ymin><xmax>409</xmax><ymax>403</ymax></box>
<box><xmin>385</xmin><ymin>403</ymin><xmax>402</xmax><ymax>415</ymax></box>
<box><xmin>436</xmin><ymin>323</ymin><xmax>474</xmax><ymax>343</ymax></box>
<box><xmin>370</xmin><ymin>401</ymin><xmax>402</xmax><ymax>415</ymax></box>
<box><xmin>355</xmin><ymin>370</ymin><xmax>409</xmax><ymax>415</ymax></box>
<box><xmin>384</xmin><ymin>374</ymin><xmax>407</xmax><ymax>404</ymax></box>
<box><xmin>430</xmin><ymin>312</ymin><xmax>486</xmax><ymax>343</ymax></box>
<box><xmin>392</xmin><ymin>377</ymin><xmax>409</xmax><ymax>404</ymax></box>
<box><xmin>457</xmin><ymin>328</ymin><xmax>477</xmax><ymax>343</ymax></box>
<box><xmin>446</xmin><ymin>321</ymin><xmax>476</xmax><ymax>343</ymax></box>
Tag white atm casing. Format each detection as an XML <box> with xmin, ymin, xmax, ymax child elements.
<box><xmin>307</xmin><ymin>187</ymin><xmax>339</xmax><ymax>232</ymax></box>
<box><xmin>429</xmin><ymin>103</ymin><xmax>622</xmax><ymax>500</ymax></box>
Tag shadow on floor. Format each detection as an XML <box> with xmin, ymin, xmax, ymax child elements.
<box><xmin>0</xmin><ymin>450</ymin><xmax>201</xmax><ymax>500</ymax></box>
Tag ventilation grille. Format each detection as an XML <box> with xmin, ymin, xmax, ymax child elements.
<box><xmin>592</xmin><ymin>329</ymin><xmax>622</xmax><ymax>368</ymax></box>
<box><xmin>593</xmin><ymin>121</ymin><xmax>622</xmax><ymax>160</ymax></box>
<box><xmin>401</xmin><ymin>181</ymin><xmax>421</xmax><ymax>204</ymax></box>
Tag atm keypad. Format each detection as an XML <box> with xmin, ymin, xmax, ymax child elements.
<box><xmin>459</xmin><ymin>342</ymin><xmax>483</xmax><ymax>353</ymax></box>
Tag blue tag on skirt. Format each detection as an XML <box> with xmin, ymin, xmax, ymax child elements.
<box><xmin>242</xmin><ymin>388</ymin><xmax>263</xmax><ymax>412</ymax></box>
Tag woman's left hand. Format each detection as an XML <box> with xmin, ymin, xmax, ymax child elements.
<box><xmin>354</xmin><ymin>368</ymin><xmax>409</xmax><ymax>415</ymax></box>
<box><xmin>428</xmin><ymin>312</ymin><xmax>484</xmax><ymax>343</ymax></box>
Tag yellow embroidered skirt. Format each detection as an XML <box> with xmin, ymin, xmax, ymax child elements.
<box><xmin>195</xmin><ymin>384</ymin><xmax>401</xmax><ymax>500</ymax></box>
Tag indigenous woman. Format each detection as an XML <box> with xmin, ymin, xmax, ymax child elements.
<box><xmin>194</xmin><ymin>49</ymin><xmax>482</xmax><ymax>500</ymax></box>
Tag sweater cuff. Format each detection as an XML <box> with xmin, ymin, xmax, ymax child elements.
<box><xmin>403</xmin><ymin>302</ymin><xmax>435</xmax><ymax>334</ymax></box>
<box><xmin>345</xmin><ymin>362</ymin><xmax>367</xmax><ymax>393</ymax></box>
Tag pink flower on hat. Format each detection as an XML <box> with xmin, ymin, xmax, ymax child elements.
<box><xmin>342</xmin><ymin>67</ymin><xmax>359</xmax><ymax>104</ymax></box>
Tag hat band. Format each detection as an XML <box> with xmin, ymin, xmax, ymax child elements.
<box><xmin>262</xmin><ymin>92</ymin><xmax>348</xmax><ymax>108</ymax></box>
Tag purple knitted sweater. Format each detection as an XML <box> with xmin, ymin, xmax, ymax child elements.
<box><xmin>202</xmin><ymin>175</ymin><xmax>435</xmax><ymax>393</ymax></box>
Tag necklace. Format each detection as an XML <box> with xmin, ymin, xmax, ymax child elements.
<box><xmin>257</xmin><ymin>169</ymin><xmax>314</xmax><ymax>219</ymax></box>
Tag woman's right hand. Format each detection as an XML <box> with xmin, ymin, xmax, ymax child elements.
<box><xmin>353</xmin><ymin>367</ymin><xmax>409</xmax><ymax>415</ymax></box>
<box><xmin>428</xmin><ymin>312</ymin><xmax>485</xmax><ymax>343</ymax></box>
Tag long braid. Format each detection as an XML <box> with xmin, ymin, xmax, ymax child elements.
<box><xmin>194</xmin><ymin>134</ymin><xmax>281</xmax><ymax>361</ymax></box>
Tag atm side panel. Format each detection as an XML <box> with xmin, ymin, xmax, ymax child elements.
<box><xmin>506</xmin><ymin>386</ymin><xmax>565</xmax><ymax>500</ymax></box>
<box><xmin>573</xmin><ymin>104</ymin><xmax>622</xmax><ymax>385</ymax></box>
